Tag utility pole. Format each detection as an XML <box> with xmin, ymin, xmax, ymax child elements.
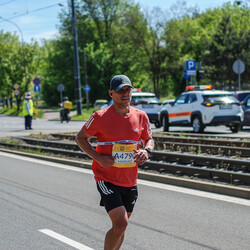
<box><xmin>71</xmin><ymin>0</ymin><xmax>82</xmax><ymax>115</ymax></box>
<box><xmin>80</xmin><ymin>25</ymin><xmax>89</xmax><ymax>110</ymax></box>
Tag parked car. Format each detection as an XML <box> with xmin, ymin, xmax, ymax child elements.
<box><xmin>100</xmin><ymin>89</ymin><xmax>162</xmax><ymax>127</ymax></box>
<box><xmin>130</xmin><ymin>91</ymin><xmax>162</xmax><ymax>127</ymax></box>
<box><xmin>162</xmin><ymin>99</ymin><xmax>175</xmax><ymax>106</ymax></box>
<box><xmin>94</xmin><ymin>99</ymin><xmax>108</xmax><ymax>111</ymax></box>
<box><xmin>241</xmin><ymin>94</ymin><xmax>250</xmax><ymax>128</ymax></box>
<box><xmin>232</xmin><ymin>90</ymin><xmax>250</xmax><ymax>102</ymax></box>
<box><xmin>158</xmin><ymin>85</ymin><xmax>244</xmax><ymax>133</ymax></box>
<box><xmin>100</xmin><ymin>99</ymin><xmax>113</xmax><ymax>109</ymax></box>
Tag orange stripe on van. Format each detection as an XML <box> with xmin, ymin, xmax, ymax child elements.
<box><xmin>169</xmin><ymin>112</ymin><xmax>192</xmax><ymax>118</ymax></box>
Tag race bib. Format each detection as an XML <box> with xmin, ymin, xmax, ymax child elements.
<box><xmin>112</xmin><ymin>144</ymin><xmax>137</xmax><ymax>168</ymax></box>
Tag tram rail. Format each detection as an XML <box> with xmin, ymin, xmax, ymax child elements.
<box><xmin>0</xmin><ymin>134</ymin><xmax>249</xmax><ymax>186</ymax></box>
<box><xmin>18</xmin><ymin>134</ymin><xmax>250</xmax><ymax>157</ymax></box>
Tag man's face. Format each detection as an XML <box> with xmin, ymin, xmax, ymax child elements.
<box><xmin>110</xmin><ymin>86</ymin><xmax>132</xmax><ymax>106</ymax></box>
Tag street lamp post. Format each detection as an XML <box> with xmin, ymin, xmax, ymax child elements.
<box><xmin>71</xmin><ymin>0</ymin><xmax>82</xmax><ymax>115</ymax></box>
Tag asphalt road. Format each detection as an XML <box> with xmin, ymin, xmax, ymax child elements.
<box><xmin>1</xmin><ymin>151</ymin><xmax>250</xmax><ymax>250</ymax></box>
<box><xmin>1</xmin><ymin>114</ymin><xmax>250</xmax><ymax>138</ymax></box>
<box><xmin>0</xmin><ymin>114</ymin><xmax>83</xmax><ymax>138</ymax></box>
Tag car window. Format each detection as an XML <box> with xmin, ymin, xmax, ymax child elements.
<box><xmin>187</xmin><ymin>94</ymin><xmax>197</xmax><ymax>103</ymax></box>
<box><xmin>203</xmin><ymin>93</ymin><xmax>237</xmax><ymax>104</ymax></box>
<box><xmin>247</xmin><ymin>97</ymin><xmax>250</xmax><ymax>106</ymax></box>
<box><xmin>95</xmin><ymin>101</ymin><xmax>107</xmax><ymax>106</ymax></box>
<box><xmin>131</xmin><ymin>96</ymin><xmax>160</xmax><ymax>104</ymax></box>
<box><xmin>236</xmin><ymin>92</ymin><xmax>250</xmax><ymax>102</ymax></box>
<box><xmin>175</xmin><ymin>94</ymin><xmax>187</xmax><ymax>105</ymax></box>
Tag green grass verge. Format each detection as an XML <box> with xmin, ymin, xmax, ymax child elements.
<box><xmin>0</xmin><ymin>107</ymin><xmax>44</xmax><ymax>118</ymax></box>
<box><xmin>71</xmin><ymin>107</ymin><xmax>94</xmax><ymax>121</ymax></box>
<box><xmin>0</xmin><ymin>108</ymin><xmax>23</xmax><ymax>116</ymax></box>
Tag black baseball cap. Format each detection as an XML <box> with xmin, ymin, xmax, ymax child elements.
<box><xmin>110</xmin><ymin>75</ymin><xmax>133</xmax><ymax>92</ymax></box>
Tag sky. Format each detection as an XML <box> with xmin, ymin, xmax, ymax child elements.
<box><xmin>0</xmin><ymin>0</ymin><xmax>242</xmax><ymax>43</ymax></box>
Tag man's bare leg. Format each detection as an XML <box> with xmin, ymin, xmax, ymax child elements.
<box><xmin>114</xmin><ymin>212</ymin><xmax>132</xmax><ymax>250</ymax></box>
<box><xmin>104</xmin><ymin>206</ymin><xmax>132</xmax><ymax>250</ymax></box>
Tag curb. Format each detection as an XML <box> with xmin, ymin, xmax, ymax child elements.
<box><xmin>0</xmin><ymin>148</ymin><xmax>249</xmax><ymax>200</ymax></box>
<box><xmin>138</xmin><ymin>172</ymin><xmax>250</xmax><ymax>199</ymax></box>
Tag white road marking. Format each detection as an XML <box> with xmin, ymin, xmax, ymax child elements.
<box><xmin>1</xmin><ymin>151</ymin><xmax>250</xmax><ymax>207</ymax></box>
<box><xmin>39</xmin><ymin>229</ymin><xmax>94</xmax><ymax>250</ymax></box>
<box><xmin>0</xmin><ymin>151</ymin><xmax>92</xmax><ymax>174</ymax></box>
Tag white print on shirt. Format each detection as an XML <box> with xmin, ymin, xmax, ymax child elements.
<box><xmin>85</xmin><ymin>115</ymin><xmax>94</xmax><ymax>129</ymax></box>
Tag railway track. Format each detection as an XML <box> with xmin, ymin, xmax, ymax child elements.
<box><xmin>50</xmin><ymin>133</ymin><xmax>250</xmax><ymax>157</ymax></box>
<box><xmin>0</xmin><ymin>134</ymin><xmax>249</xmax><ymax>187</ymax></box>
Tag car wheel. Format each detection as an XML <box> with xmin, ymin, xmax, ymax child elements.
<box><xmin>162</xmin><ymin>114</ymin><xmax>169</xmax><ymax>132</ymax></box>
<box><xmin>155</xmin><ymin>121</ymin><xmax>161</xmax><ymax>128</ymax></box>
<box><xmin>230</xmin><ymin>124</ymin><xmax>241</xmax><ymax>133</ymax></box>
<box><xmin>192</xmin><ymin>116</ymin><xmax>204</xmax><ymax>133</ymax></box>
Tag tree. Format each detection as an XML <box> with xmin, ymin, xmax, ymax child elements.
<box><xmin>112</xmin><ymin>6</ymin><xmax>170</xmax><ymax>97</ymax></box>
<box><xmin>203</xmin><ymin>4</ymin><xmax>250</xmax><ymax>89</ymax></box>
<box><xmin>38</xmin><ymin>38</ymin><xmax>75</xmax><ymax>106</ymax></box>
<box><xmin>0</xmin><ymin>31</ymin><xmax>39</xmax><ymax>109</ymax></box>
<box><xmin>25</xmin><ymin>0</ymin><xmax>250</xmax><ymax>108</ymax></box>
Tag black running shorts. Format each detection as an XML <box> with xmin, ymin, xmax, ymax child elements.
<box><xmin>96</xmin><ymin>181</ymin><xmax>138</xmax><ymax>213</ymax></box>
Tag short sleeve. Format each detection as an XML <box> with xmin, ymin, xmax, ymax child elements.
<box><xmin>141</xmin><ymin>113</ymin><xmax>152</xmax><ymax>142</ymax></box>
<box><xmin>82</xmin><ymin>112</ymin><xmax>100</xmax><ymax>136</ymax></box>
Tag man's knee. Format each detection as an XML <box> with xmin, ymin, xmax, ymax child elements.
<box><xmin>113</xmin><ymin>219</ymin><xmax>128</xmax><ymax>236</ymax></box>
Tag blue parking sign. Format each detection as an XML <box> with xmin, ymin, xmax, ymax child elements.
<box><xmin>184</xmin><ymin>70</ymin><xmax>191</xmax><ymax>79</ymax></box>
<box><xmin>185</xmin><ymin>60</ymin><xmax>196</xmax><ymax>75</ymax></box>
<box><xmin>186</xmin><ymin>60</ymin><xmax>196</xmax><ymax>70</ymax></box>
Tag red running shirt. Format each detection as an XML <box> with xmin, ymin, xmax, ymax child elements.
<box><xmin>83</xmin><ymin>105</ymin><xmax>152</xmax><ymax>187</ymax></box>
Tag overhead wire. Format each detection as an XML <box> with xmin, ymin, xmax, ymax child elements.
<box><xmin>0</xmin><ymin>0</ymin><xmax>67</xmax><ymax>22</ymax></box>
<box><xmin>0</xmin><ymin>0</ymin><xmax>17</xmax><ymax>7</ymax></box>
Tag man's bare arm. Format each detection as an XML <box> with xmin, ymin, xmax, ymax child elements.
<box><xmin>75</xmin><ymin>127</ymin><xmax>115</xmax><ymax>168</ymax></box>
<box><xmin>144</xmin><ymin>136</ymin><xmax>154</xmax><ymax>152</ymax></box>
<box><xmin>133</xmin><ymin>137</ymin><xmax>154</xmax><ymax>165</ymax></box>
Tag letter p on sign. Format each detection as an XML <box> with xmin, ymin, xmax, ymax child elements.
<box><xmin>186</xmin><ymin>60</ymin><xmax>196</xmax><ymax>71</ymax></box>
<box><xmin>189</xmin><ymin>61</ymin><xmax>194</xmax><ymax>69</ymax></box>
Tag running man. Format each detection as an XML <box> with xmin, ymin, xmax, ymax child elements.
<box><xmin>75</xmin><ymin>74</ymin><xmax>154</xmax><ymax>250</ymax></box>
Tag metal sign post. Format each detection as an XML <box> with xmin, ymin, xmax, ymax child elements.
<box><xmin>233</xmin><ymin>59</ymin><xmax>245</xmax><ymax>91</ymax></box>
<box><xmin>71</xmin><ymin>0</ymin><xmax>82</xmax><ymax>115</ymax></box>
<box><xmin>57</xmin><ymin>84</ymin><xmax>65</xmax><ymax>103</ymax></box>
<box><xmin>33</xmin><ymin>77</ymin><xmax>41</xmax><ymax>108</ymax></box>
<box><xmin>83</xmin><ymin>85</ymin><xmax>91</xmax><ymax>110</ymax></box>
<box><xmin>184</xmin><ymin>70</ymin><xmax>191</xmax><ymax>86</ymax></box>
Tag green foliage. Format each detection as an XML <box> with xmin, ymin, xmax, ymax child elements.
<box><xmin>0</xmin><ymin>30</ymin><xmax>41</xmax><ymax>110</ymax></box>
<box><xmin>0</xmin><ymin>1</ymin><xmax>249</xmax><ymax>109</ymax></box>
<box><xmin>38</xmin><ymin>38</ymin><xmax>75</xmax><ymax>106</ymax></box>
<box><xmin>202</xmin><ymin>4</ymin><xmax>250</xmax><ymax>89</ymax></box>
